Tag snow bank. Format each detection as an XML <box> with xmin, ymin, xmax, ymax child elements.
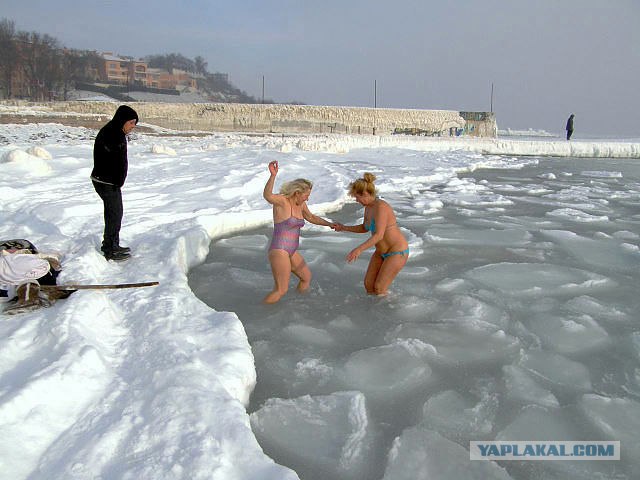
<box><xmin>1</xmin><ymin>149</ymin><xmax>52</xmax><ymax>175</ymax></box>
<box><xmin>293</xmin><ymin>134</ymin><xmax>640</xmax><ymax>158</ymax></box>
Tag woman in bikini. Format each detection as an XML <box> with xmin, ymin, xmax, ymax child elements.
<box><xmin>263</xmin><ymin>160</ymin><xmax>336</xmax><ymax>304</ymax></box>
<box><xmin>334</xmin><ymin>172</ymin><xmax>409</xmax><ymax>296</ymax></box>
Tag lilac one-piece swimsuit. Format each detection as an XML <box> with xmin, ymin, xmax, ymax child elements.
<box><xmin>269</xmin><ymin>216</ymin><xmax>305</xmax><ymax>255</ymax></box>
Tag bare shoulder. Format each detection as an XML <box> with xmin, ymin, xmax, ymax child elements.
<box><xmin>268</xmin><ymin>193</ymin><xmax>288</xmax><ymax>205</ymax></box>
<box><xmin>375</xmin><ymin>199</ymin><xmax>394</xmax><ymax>215</ymax></box>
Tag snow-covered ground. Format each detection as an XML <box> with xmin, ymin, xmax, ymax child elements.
<box><xmin>1</xmin><ymin>121</ymin><xmax>639</xmax><ymax>480</ymax></box>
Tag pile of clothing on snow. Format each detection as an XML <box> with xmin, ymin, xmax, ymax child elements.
<box><xmin>0</xmin><ymin>239</ymin><xmax>71</xmax><ymax>315</ymax></box>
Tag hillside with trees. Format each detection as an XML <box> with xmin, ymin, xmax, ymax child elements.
<box><xmin>0</xmin><ymin>18</ymin><xmax>272</xmax><ymax>104</ymax></box>
<box><xmin>144</xmin><ymin>52</ymin><xmax>267</xmax><ymax>103</ymax></box>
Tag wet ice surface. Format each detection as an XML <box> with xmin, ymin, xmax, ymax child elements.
<box><xmin>189</xmin><ymin>157</ymin><xmax>640</xmax><ymax>480</ymax></box>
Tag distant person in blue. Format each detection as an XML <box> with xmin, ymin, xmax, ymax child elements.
<box><xmin>91</xmin><ymin>105</ymin><xmax>138</xmax><ymax>262</ymax></box>
<box><xmin>566</xmin><ymin>113</ymin><xmax>575</xmax><ymax>140</ymax></box>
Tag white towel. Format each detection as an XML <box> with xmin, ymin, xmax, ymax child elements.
<box><xmin>0</xmin><ymin>254</ymin><xmax>50</xmax><ymax>284</ymax></box>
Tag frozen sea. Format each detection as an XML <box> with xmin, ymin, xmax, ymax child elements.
<box><xmin>190</xmin><ymin>155</ymin><xmax>640</xmax><ymax>480</ymax></box>
<box><xmin>1</xmin><ymin>112</ymin><xmax>639</xmax><ymax>480</ymax></box>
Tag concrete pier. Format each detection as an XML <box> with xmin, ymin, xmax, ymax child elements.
<box><xmin>0</xmin><ymin>100</ymin><xmax>497</xmax><ymax>137</ymax></box>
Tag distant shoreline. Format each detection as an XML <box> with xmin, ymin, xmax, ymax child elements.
<box><xmin>2</xmin><ymin>103</ymin><xmax>639</xmax><ymax>157</ymax></box>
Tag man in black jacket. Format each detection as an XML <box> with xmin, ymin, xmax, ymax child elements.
<box><xmin>566</xmin><ymin>114</ymin><xmax>575</xmax><ymax>140</ymax></box>
<box><xmin>91</xmin><ymin>105</ymin><xmax>138</xmax><ymax>261</ymax></box>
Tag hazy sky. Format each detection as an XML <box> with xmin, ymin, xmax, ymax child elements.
<box><xmin>3</xmin><ymin>1</ymin><xmax>639</xmax><ymax>136</ymax></box>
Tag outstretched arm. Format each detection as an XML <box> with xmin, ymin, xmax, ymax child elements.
<box><xmin>334</xmin><ymin>223</ymin><xmax>367</xmax><ymax>234</ymax></box>
<box><xmin>302</xmin><ymin>203</ymin><xmax>336</xmax><ymax>228</ymax></box>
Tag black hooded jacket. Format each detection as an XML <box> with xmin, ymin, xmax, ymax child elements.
<box><xmin>566</xmin><ymin>114</ymin><xmax>574</xmax><ymax>132</ymax></box>
<box><xmin>91</xmin><ymin>105</ymin><xmax>138</xmax><ymax>187</ymax></box>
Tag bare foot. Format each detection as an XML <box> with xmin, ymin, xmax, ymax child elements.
<box><xmin>263</xmin><ymin>290</ymin><xmax>283</xmax><ymax>304</ymax></box>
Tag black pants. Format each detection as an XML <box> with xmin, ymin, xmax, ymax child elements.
<box><xmin>566</xmin><ymin>129</ymin><xmax>573</xmax><ymax>140</ymax></box>
<box><xmin>92</xmin><ymin>181</ymin><xmax>123</xmax><ymax>253</ymax></box>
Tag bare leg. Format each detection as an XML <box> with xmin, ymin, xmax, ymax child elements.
<box><xmin>363</xmin><ymin>252</ymin><xmax>384</xmax><ymax>294</ymax></box>
<box><xmin>372</xmin><ymin>254</ymin><xmax>408</xmax><ymax>295</ymax></box>
<box><xmin>291</xmin><ymin>252</ymin><xmax>311</xmax><ymax>293</ymax></box>
<box><xmin>264</xmin><ymin>249</ymin><xmax>292</xmax><ymax>304</ymax></box>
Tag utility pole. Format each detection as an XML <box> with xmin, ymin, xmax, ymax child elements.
<box><xmin>373</xmin><ymin>79</ymin><xmax>377</xmax><ymax>135</ymax></box>
<box><xmin>262</xmin><ymin>75</ymin><xmax>265</xmax><ymax>104</ymax></box>
<box><xmin>374</xmin><ymin>79</ymin><xmax>377</xmax><ymax>109</ymax></box>
<box><xmin>490</xmin><ymin>82</ymin><xmax>494</xmax><ymax>113</ymax></box>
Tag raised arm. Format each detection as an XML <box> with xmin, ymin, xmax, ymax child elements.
<box><xmin>263</xmin><ymin>160</ymin><xmax>279</xmax><ymax>204</ymax></box>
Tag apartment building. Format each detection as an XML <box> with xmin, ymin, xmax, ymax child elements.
<box><xmin>146</xmin><ymin>68</ymin><xmax>197</xmax><ymax>90</ymax></box>
<box><xmin>98</xmin><ymin>52</ymin><xmax>148</xmax><ymax>86</ymax></box>
<box><xmin>97</xmin><ymin>53</ymin><xmax>204</xmax><ymax>92</ymax></box>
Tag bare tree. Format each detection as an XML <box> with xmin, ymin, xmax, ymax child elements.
<box><xmin>41</xmin><ymin>35</ymin><xmax>62</xmax><ymax>99</ymax></box>
<box><xmin>194</xmin><ymin>55</ymin><xmax>208</xmax><ymax>75</ymax></box>
<box><xmin>60</xmin><ymin>50</ymin><xmax>79</xmax><ymax>100</ymax></box>
<box><xmin>146</xmin><ymin>53</ymin><xmax>196</xmax><ymax>73</ymax></box>
<box><xmin>18</xmin><ymin>31</ymin><xmax>61</xmax><ymax>100</ymax></box>
<box><xmin>58</xmin><ymin>50</ymin><xmax>102</xmax><ymax>99</ymax></box>
<box><xmin>0</xmin><ymin>19</ymin><xmax>19</xmax><ymax>98</ymax></box>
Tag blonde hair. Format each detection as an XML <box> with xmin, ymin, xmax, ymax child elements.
<box><xmin>348</xmin><ymin>172</ymin><xmax>377</xmax><ymax>196</ymax></box>
<box><xmin>280</xmin><ymin>178</ymin><xmax>313</xmax><ymax>197</ymax></box>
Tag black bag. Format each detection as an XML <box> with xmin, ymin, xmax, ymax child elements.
<box><xmin>0</xmin><ymin>239</ymin><xmax>39</xmax><ymax>254</ymax></box>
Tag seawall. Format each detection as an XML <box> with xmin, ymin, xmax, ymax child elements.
<box><xmin>0</xmin><ymin>100</ymin><xmax>497</xmax><ymax>138</ymax></box>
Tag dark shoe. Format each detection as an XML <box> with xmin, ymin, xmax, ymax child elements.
<box><xmin>104</xmin><ymin>251</ymin><xmax>131</xmax><ymax>262</ymax></box>
<box><xmin>113</xmin><ymin>245</ymin><xmax>131</xmax><ymax>253</ymax></box>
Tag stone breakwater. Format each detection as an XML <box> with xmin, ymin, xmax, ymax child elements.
<box><xmin>0</xmin><ymin>100</ymin><xmax>497</xmax><ymax>137</ymax></box>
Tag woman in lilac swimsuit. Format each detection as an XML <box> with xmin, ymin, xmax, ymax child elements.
<box><xmin>334</xmin><ymin>172</ymin><xmax>409</xmax><ymax>296</ymax></box>
<box><xmin>263</xmin><ymin>161</ymin><xmax>335</xmax><ymax>304</ymax></box>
